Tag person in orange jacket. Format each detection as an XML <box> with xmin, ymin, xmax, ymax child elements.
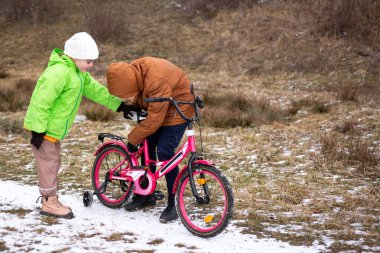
<box><xmin>106</xmin><ymin>57</ymin><xmax>195</xmax><ymax>223</ymax></box>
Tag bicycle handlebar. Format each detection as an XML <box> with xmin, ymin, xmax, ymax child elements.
<box><xmin>145</xmin><ymin>96</ymin><xmax>203</xmax><ymax>122</ymax></box>
<box><xmin>145</xmin><ymin>97</ymin><xmax>170</xmax><ymax>103</ymax></box>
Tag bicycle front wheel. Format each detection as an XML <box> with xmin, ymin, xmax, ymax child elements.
<box><xmin>176</xmin><ymin>164</ymin><xmax>234</xmax><ymax>237</ymax></box>
<box><xmin>92</xmin><ymin>144</ymin><xmax>133</xmax><ymax>208</ymax></box>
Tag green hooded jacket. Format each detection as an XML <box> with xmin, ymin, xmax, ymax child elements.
<box><xmin>24</xmin><ymin>48</ymin><xmax>121</xmax><ymax>140</ymax></box>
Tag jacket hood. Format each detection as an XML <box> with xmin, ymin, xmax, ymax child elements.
<box><xmin>48</xmin><ymin>48</ymin><xmax>76</xmax><ymax>68</ymax></box>
<box><xmin>106</xmin><ymin>62</ymin><xmax>139</xmax><ymax>99</ymax></box>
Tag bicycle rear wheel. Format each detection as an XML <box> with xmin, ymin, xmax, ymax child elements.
<box><xmin>92</xmin><ymin>144</ymin><xmax>133</xmax><ymax>208</ymax></box>
<box><xmin>176</xmin><ymin>164</ymin><xmax>234</xmax><ymax>237</ymax></box>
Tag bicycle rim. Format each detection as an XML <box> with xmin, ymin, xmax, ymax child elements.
<box><xmin>176</xmin><ymin>165</ymin><xmax>234</xmax><ymax>237</ymax></box>
<box><xmin>92</xmin><ymin>145</ymin><xmax>133</xmax><ymax>208</ymax></box>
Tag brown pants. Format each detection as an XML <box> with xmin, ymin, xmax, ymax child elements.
<box><xmin>32</xmin><ymin>140</ymin><xmax>61</xmax><ymax>197</ymax></box>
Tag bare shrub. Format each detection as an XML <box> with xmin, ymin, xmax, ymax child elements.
<box><xmin>320</xmin><ymin>133</ymin><xmax>344</xmax><ymax>163</ymax></box>
<box><xmin>0</xmin><ymin>70</ymin><xmax>10</xmax><ymax>79</ymax></box>
<box><xmin>82</xmin><ymin>103</ymin><xmax>117</xmax><ymax>122</ymax></box>
<box><xmin>312</xmin><ymin>101</ymin><xmax>330</xmax><ymax>114</ymax></box>
<box><xmin>0</xmin><ymin>118</ymin><xmax>24</xmax><ymax>134</ymax></box>
<box><xmin>290</xmin><ymin>98</ymin><xmax>331</xmax><ymax>114</ymax></box>
<box><xmin>179</xmin><ymin>0</ymin><xmax>260</xmax><ymax>19</ymax></box>
<box><xmin>314</xmin><ymin>0</ymin><xmax>380</xmax><ymax>45</ymax></box>
<box><xmin>15</xmin><ymin>78</ymin><xmax>36</xmax><ymax>96</ymax></box>
<box><xmin>202</xmin><ymin>107</ymin><xmax>254</xmax><ymax>128</ymax></box>
<box><xmin>201</xmin><ymin>90</ymin><xmax>284</xmax><ymax>128</ymax></box>
<box><xmin>347</xmin><ymin>139</ymin><xmax>378</xmax><ymax>173</ymax></box>
<box><xmin>337</xmin><ymin>82</ymin><xmax>359</xmax><ymax>103</ymax></box>
<box><xmin>320</xmin><ymin>132</ymin><xmax>378</xmax><ymax>176</ymax></box>
<box><xmin>334</xmin><ymin>120</ymin><xmax>357</xmax><ymax>134</ymax></box>
<box><xmin>0</xmin><ymin>88</ymin><xmax>23</xmax><ymax>112</ymax></box>
<box><xmin>84</xmin><ymin>1</ymin><xmax>131</xmax><ymax>44</ymax></box>
<box><xmin>0</xmin><ymin>78</ymin><xmax>35</xmax><ymax>112</ymax></box>
<box><xmin>0</xmin><ymin>0</ymin><xmax>64</xmax><ymax>24</ymax></box>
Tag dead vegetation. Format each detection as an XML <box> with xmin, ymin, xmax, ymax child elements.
<box><xmin>0</xmin><ymin>0</ymin><xmax>379</xmax><ymax>252</ymax></box>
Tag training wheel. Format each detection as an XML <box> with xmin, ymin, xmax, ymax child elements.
<box><xmin>83</xmin><ymin>191</ymin><xmax>93</xmax><ymax>207</ymax></box>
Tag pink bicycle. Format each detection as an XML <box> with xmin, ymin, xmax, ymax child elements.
<box><xmin>83</xmin><ymin>89</ymin><xmax>234</xmax><ymax>237</ymax></box>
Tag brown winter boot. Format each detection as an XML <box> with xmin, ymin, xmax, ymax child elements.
<box><xmin>56</xmin><ymin>194</ymin><xmax>72</xmax><ymax>210</ymax></box>
<box><xmin>41</xmin><ymin>196</ymin><xmax>74</xmax><ymax>219</ymax></box>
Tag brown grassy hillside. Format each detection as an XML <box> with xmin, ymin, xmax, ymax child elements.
<box><xmin>0</xmin><ymin>0</ymin><xmax>379</xmax><ymax>252</ymax></box>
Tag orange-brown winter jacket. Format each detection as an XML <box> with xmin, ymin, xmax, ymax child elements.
<box><xmin>107</xmin><ymin>57</ymin><xmax>195</xmax><ymax>145</ymax></box>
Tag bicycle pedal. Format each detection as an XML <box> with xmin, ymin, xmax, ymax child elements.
<box><xmin>153</xmin><ymin>191</ymin><xmax>165</xmax><ymax>201</ymax></box>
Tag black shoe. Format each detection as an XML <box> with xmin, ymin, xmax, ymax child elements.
<box><xmin>124</xmin><ymin>194</ymin><xmax>156</xmax><ymax>211</ymax></box>
<box><xmin>159</xmin><ymin>204</ymin><xmax>178</xmax><ymax>223</ymax></box>
<box><xmin>159</xmin><ymin>195</ymin><xmax>178</xmax><ymax>223</ymax></box>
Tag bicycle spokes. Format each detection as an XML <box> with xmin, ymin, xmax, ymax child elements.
<box><xmin>176</xmin><ymin>165</ymin><xmax>234</xmax><ymax>237</ymax></box>
<box><xmin>92</xmin><ymin>145</ymin><xmax>133</xmax><ymax>208</ymax></box>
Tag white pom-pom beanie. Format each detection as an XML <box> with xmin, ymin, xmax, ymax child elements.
<box><xmin>64</xmin><ymin>32</ymin><xmax>99</xmax><ymax>60</ymax></box>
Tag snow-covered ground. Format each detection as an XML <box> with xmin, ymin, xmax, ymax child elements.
<box><xmin>0</xmin><ymin>181</ymin><xmax>325</xmax><ymax>253</ymax></box>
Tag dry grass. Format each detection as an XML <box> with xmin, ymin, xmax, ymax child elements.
<box><xmin>0</xmin><ymin>118</ymin><xmax>24</xmax><ymax>134</ymax></box>
<box><xmin>0</xmin><ymin>0</ymin><xmax>379</xmax><ymax>252</ymax></box>
<box><xmin>105</xmin><ymin>232</ymin><xmax>126</xmax><ymax>241</ymax></box>
<box><xmin>320</xmin><ymin>132</ymin><xmax>378</xmax><ymax>177</ymax></box>
<box><xmin>0</xmin><ymin>78</ymin><xmax>35</xmax><ymax>112</ymax></box>
<box><xmin>1</xmin><ymin>208</ymin><xmax>32</xmax><ymax>218</ymax></box>
<box><xmin>0</xmin><ymin>74</ymin><xmax>378</xmax><ymax>252</ymax></box>
<box><xmin>0</xmin><ymin>241</ymin><xmax>8</xmax><ymax>251</ymax></box>
<box><xmin>201</xmin><ymin>89</ymin><xmax>286</xmax><ymax>128</ymax></box>
<box><xmin>81</xmin><ymin>101</ymin><xmax>118</xmax><ymax>122</ymax></box>
<box><xmin>312</xmin><ymin>0</ymin><xmax>380</xmax><ymax>47</ymax></box>
<box><xmin>147</xmin><ymin>238</ymin><xmax>164</xmax><ymax>245</ymax></box>
<box><xmin>41</xmin><ymin>216</ymin><xmax>60</xmax><ymax>225</ymax></box>
<box><xmin>0</xmin><ymin>69</ymin><xmax>9</xmax><ymax>79</ymax></box>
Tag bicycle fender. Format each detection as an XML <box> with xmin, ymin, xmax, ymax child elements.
<box><xmin>93</xmin><ymin>141</ymin><xmax>127</xmax><ymax>156</ymax></box>
<box><xmin>172</xmin><ymin>160</ymin><xmax>214</xmax><ymax>194</ymax></box>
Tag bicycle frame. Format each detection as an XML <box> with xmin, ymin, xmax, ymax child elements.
<box><xmin>94</xmin><ymin>94</ymin><xmax>210</xmax><ymax>201</ymax></box>
<box><xmin>95</xmin><ymin>125</ymin><xmax>213</xmax><ymax>199</ymax></box>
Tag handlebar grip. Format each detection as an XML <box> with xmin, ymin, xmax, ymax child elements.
<box><xmin>145</xmin><ymin>97</ymin><xmax>171</xmax><ymax>103</ymax></box>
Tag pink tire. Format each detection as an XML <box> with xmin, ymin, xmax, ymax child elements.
<box><xmin>176</xmin><ymin>164</ymin><xmax>234</xmax><ymax>237</ymax></box>
<box><xmin>92</xmin><ymin>145</ymin><xmax>133</xmax><ymax>208</ymax></box>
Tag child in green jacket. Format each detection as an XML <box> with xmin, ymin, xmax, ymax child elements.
<box><xmin>24</xmin><ymin>32</ymin><xmax>131</xmax><ymax>218</ymax></box>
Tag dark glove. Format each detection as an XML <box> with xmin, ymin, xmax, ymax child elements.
<box><xmin>117</xmin><ymin>102</ymin><xmax>141</xmax><ymax>120</ymax></box>
<box><xmin>127</xmin><ymin>142</ymin><xmax>138</xmax><ymax>153</ymax></box>
<box><xmin>30</xmin><ymin>131</ymin><xmax>45</xmax><ymax>149</ymax></box>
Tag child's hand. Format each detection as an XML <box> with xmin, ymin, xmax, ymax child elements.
<box><xmin>127</xmin><ymin>142</ymin><xmax>138</xmax><ymax>153</ymax></box>
<box><xmin>117</xmin><ymin>102</ymin><xmax>141</xmax><ymax>120</ymax></box>
<box><xmin>31</xmin><ymin>131</ymin><xmax>45</xmax><ymax>149</ymax></box>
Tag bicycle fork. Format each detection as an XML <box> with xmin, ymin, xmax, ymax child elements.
<box><xmin>187</xmin><ymin>154</ymin><xmax>211</xmax><ymax>204</ymax></box>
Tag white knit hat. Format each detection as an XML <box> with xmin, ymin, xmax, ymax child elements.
<box><xmin>64</xmin><ymin>32</ymin><xmax>99</xmax><ymax>60</ymax></box>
